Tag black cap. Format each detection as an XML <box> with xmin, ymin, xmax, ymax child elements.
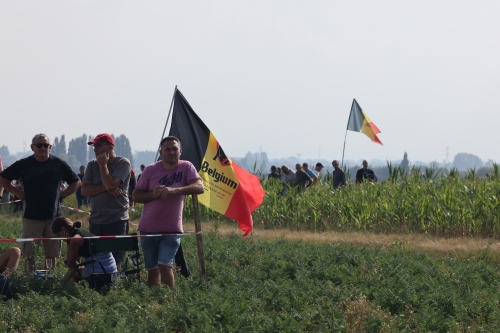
<box><xmin>316</xmin><ymin>162</ymin><xmax>324</xmax><ymax>168</ymax></box>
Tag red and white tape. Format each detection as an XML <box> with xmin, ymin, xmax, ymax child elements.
<box><xmin>0</xmin><ymin>200</ymin><xmax>22</xmax><ymax>205</ymax></box>
<box><xmin>61</xmin><ymin>205</ymin><xmax>91</xmax><ymax>215</ymax></box>
<box><xmin>0</xmin><ymin>233</ymin><xmax>192</xmax><ymax>243</ymax></box>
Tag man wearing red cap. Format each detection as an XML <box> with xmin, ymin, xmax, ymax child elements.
<box><xmin>81</xmin><ymin>133</ymin><xmax>131</xmax><ymax>270</ymax></box>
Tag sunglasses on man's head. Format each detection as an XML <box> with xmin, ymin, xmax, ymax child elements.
<box><xmin>35</xmin><ymin>143</ymin><xmax>50</xmax><ymax>149</ymax></box>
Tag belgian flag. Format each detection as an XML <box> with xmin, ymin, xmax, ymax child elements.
<box><xmin>347</xmin><ymin>99</ymin><xmax>383</xmax><ymax>145</ymax></box>
<box><xmin>169</xmin><ymin>89</ymin><xmax>265</xmax><ymax>236</ymax></box>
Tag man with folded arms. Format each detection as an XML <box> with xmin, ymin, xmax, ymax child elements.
<box><xmin>0</xmin><ymin>134</ymin><xmax>80</xmax><ymax>271</ymax></box>
<box><xmin>81</xmin><ymin>133</ymin><xmax>131</xmax><ymax>271</ymax></box>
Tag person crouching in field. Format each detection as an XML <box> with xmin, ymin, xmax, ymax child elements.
<box><xmin>132</xmin><ymin>136</ymin><xmax>204</xmax><ymax>288</ymax></box>
<box><xmin>0</xmin><ymin>247</ymin><xmax>21</xmax><ymax>276</ymax></box>
<box><xmin>51</xmin><ymin>217</ymin><xmax>117</xmax><ymax>285</ymax></box>
<box><xmin>0</xmin><ymin>247</ymin><xmax>21</xmax><ymax>299</ymax></box>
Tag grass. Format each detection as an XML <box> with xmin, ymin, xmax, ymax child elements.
<box><xmin>2</xmin><ymin>206</ymin><xmax>500</xmax><ymax>331</ymax></box>
<box><xmin>2</xmin><ymin>228</ymin><xmax>500</xmax><ymax>332</ymax></box>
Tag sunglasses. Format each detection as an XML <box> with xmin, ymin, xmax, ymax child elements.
<box><xmin>35</xmin><ymin>143</ymin><xmax>50</xmax><ymax>149</ymax></box>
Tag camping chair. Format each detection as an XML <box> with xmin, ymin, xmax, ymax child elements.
<box><xmin>80</xmin><ymin>235</ymin><xmax>142</xmax><ymax>292</ymax></box>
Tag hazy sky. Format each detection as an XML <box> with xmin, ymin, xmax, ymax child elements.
<box><xmin>1</xmin><ymin>1</ymin><xmax>498</xmax><ymax>164</ymax></box>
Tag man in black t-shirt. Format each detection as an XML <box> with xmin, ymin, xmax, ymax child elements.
<box><xmin>0</xmin><ymin>134</ymin><xmax>80</xmax><ymax>271</ymax></box>
<box><xmin>355</xmin><ymin>160</ymin><xmax>377</xmax><ymax>184</ymax></box>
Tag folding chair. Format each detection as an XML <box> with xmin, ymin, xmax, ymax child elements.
<box><xmin>80</xmin><ymin>236</ymin><xmax>142</xmax><ymax>292</ymax></box>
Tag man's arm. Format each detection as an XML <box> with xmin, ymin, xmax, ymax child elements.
<box><xmin>60</xmin><ymin>180</ymin><xmax>81</xmax><ymax>200</ymax></box>
<box><xmin>81</xmin><ymin>180</ymin><xmax>108</xmax><ymax>197</ymax></box>
<box><xmin>0</xmin><ymin>176</ymin><xmax>24</xmax><ymax>201</ymax></box>
<box><xmin>96</xmin><ymin>153</ymin><xmax>129</xmax><ymax>192</ymax></box>
<box><xmin>311</xmin><ymin>173</ymin><xmax>319</xmax><ymax>185</ymax></box>
<box><xmin>98</xmin><ymin>163</ymin><xmax>124</xmax><ymax>192</ymax></box>
<box><xmin>305</xmin><ymin>175</ymin><xmax>314</xmax><ymax>188</ymax></box>
<box><xmin>159</xmin><ymin>179</ymin><xmax>204</xmax><ymax>199</ymax></box>
<box><xmin>132</xmin><ymin>188</ymin><xmax>158</xmax><ymax>204</ymax></box>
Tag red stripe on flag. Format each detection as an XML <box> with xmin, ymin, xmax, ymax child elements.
<box><xmin>224</xmin><ymin>162</ymin><xmax>265</xmax><ymax>236</ymax></box>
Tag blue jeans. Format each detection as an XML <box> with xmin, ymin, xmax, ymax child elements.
<box><xmin>140</xmin><ymin>232</ymin><xmax>180</xmax><ymax>270</ymax></box>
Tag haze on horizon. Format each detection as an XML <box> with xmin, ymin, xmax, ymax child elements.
<box><xmin>1</xmin><ymin>1</ymin><xmax>498</xmax><ymax>164</ymax></box>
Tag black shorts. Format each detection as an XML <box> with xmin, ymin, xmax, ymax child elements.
<box><xmin>89</xmin><ymin>220</ymin><xmax>128</xmax><ymax>263</ymax></box>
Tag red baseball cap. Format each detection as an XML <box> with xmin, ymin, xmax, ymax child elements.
<box><xmin>88</xmin><ymin>133</ymin><xmax>115</xmax><ymax>146</ymax></box>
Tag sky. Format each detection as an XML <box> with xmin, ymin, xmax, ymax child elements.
<box><xmin>1</xmin><ymin>1</ymin><xmax>498</xmax><ymax>164</ymax></box>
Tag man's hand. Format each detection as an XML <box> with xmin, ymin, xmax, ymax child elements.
<box><xmin>14</xmin><ymin>188</ymin><xmax>24</xmax><ymax>201</ymax></box>
<box><xmin>153</xmin><ymin>185</ymin><xmax>173</xmax><ymax>200</ymax></box>
<box><xmin>107</xmin><ymin>187</ymin><xmax>123</xmax><ymax>198</ymax></box>
<box><xmin>96</xmin><ymin>152</ymin><xmax>109</xmax><ymax>166</ymax></box>
<box><xmin>159</xmin><ymin>186</ymin><xmax>174</xmax><ymax>200</ymax></box>
<box><xmin>153</xmin><ymin>185</ymin><xmax>164</xmax><ymax>199</ymax></box>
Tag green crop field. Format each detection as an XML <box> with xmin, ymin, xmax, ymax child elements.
<box><xmin>1</xmin><ymin>167</ymin><xmax>500</xmax><ymax>332</ymax></box>
<box><xmin>185</xmin><ymin>164</ymin><xmax>500</xmax><ymax>237</ymax></box>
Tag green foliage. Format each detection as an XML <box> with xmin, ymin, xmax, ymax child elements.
<box><xmin>2</xmin><ymin>231</ymin><xmax>500</xmax><ymax>331</ymax></box>
<box><xmin>184</xmin><ymin>171</ymin><xmax>500</xmax><ymax>237</ymax></box>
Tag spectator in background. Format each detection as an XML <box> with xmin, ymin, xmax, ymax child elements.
<box><xmin>75</xmin><ymin>166</ymin><xmax>90</xmax><ymax>209</ymax></box>
<box><xmin>332</xmin><ymin>160</ymin><xmax>347</xmax><ymax>189</ymax></box>
<box><xmin>0</xmin><ymin>157</ymin><xmax>3</xmax><ymax>198</ymax></box>
<box><xmin>128</xmin><ymin>169</ymin><xmax>137</xmax><ymax>211</ymax></box>
<box><xmin>137</xmin><ymin>164</ymin><xmax>146</xmax><ymax>182</ymax></box>
<box><xmin>280</xmin><ymin>165</ymin><xmax>296</xmax><ymax>196</ymax></box>
<box><xmin>81</xmin><ymin>133</ymin><xmax>131</xmax><ymax>272</ymax></box>
<box><xmin>293</xmin><ymin>163</ymin><xmax>314</xmax><ymax>190</ymax></box>
<box><xmin>356</xmin><ymin>160</ymin><xmax>377</xmax><ymax>184</ymax></box>
<box><xmin>302</xmin><ymin>163</ymin><xmax>318</xmax><ymax>186</ymax></box>
<box><xmin>268</xmin><ymin>165</ymin><xmax>281</xmax><ymax>181</ymax></box>
<box><xmin>0</xmin><ymin>133</ymin><xmax>80</xmax><ymax>272</ymax></box>
<box><xmin>314</xmin><ymin>163</ymin><xmax>324</xmax><ymax>180</ymax></box>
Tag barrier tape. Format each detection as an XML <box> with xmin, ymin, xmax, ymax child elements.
<box><xmin>61</xmin><ymin>205</ymin><xmax>90</xmax><ymax>215</ymax></box>
<box><xmin>0</xmin><ymin>200</ymin><xmax>22</xmax><ymax>205</ymax></box>
<box><xmin>0</xmin><ymin>233</ymin><xmax>192</xmax><ymax>243</ymax></box>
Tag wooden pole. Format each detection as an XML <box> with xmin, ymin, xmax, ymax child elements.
<box><xmin>191</xmin><ymin>194</ymin><xmax>206</xmax><ymax>280</ymax></box>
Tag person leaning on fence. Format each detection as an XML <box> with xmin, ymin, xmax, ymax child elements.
<box><xmin>0</xmin><ymin>134</ymin><xmax>81</xmax><ymax>272</ymax></box>
<box><xmin>51</xmin><ymin>217</ymin><xmax>117</xmax><ymax>285</ymax></box>
<box><xmin>332</xmin><ymin>160</ymin><xmax>347</xmax><ymax>189</ymax></box>
<box><xmin>132</xmin><ymin>136</ymin><xmax>204</xmax><ymax>288</ymax></box>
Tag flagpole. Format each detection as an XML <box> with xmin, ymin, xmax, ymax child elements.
<box><xmin>191</xmin><ymin>194</ymin><xmax>206</xmax><ymax>280</ymax></box>
<box><xmin>154</xmin><ymin>85</ymin><xmax>178</xmax><ymax>162</ymax></box>
<box><xmin>342</xmin><ymin>99</ymin><xmax>357</xmax><ymax>167</ymax></box>
<box><xmin>341</xmin><ymin>130</ymin><xmax>348</xmax><ymax>167</ymax></box>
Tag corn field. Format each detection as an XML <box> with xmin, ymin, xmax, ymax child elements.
<box><xmin>183</xmin><ymin>163</ymin><xmax>500</xmax><ymax>237</ymax></box>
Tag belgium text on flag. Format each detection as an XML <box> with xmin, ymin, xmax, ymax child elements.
<box><xmin>346</xmin><ymin>99</ymin><xmax>383</xmax><ymax>145</ymax></box>
<box><xmin>169</xmin><ymin>89</ymin><xmax>265</xmax><ymax>236</ymax></box>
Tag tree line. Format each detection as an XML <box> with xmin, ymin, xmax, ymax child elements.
<box><xmin>0</xmin><ymin>134</ymin><xmax>134</xmax><ymax>173</ymax></box>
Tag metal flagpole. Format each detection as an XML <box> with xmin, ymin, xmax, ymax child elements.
<box><xmin>341</xmin><ymin>129</ymin><xmax>348</xmax><ymax>167</ymax></box>
<box><xmin>154</xmin><ymin>85</ymin><xmax>178</xmax><ymax>162</ymax></box>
